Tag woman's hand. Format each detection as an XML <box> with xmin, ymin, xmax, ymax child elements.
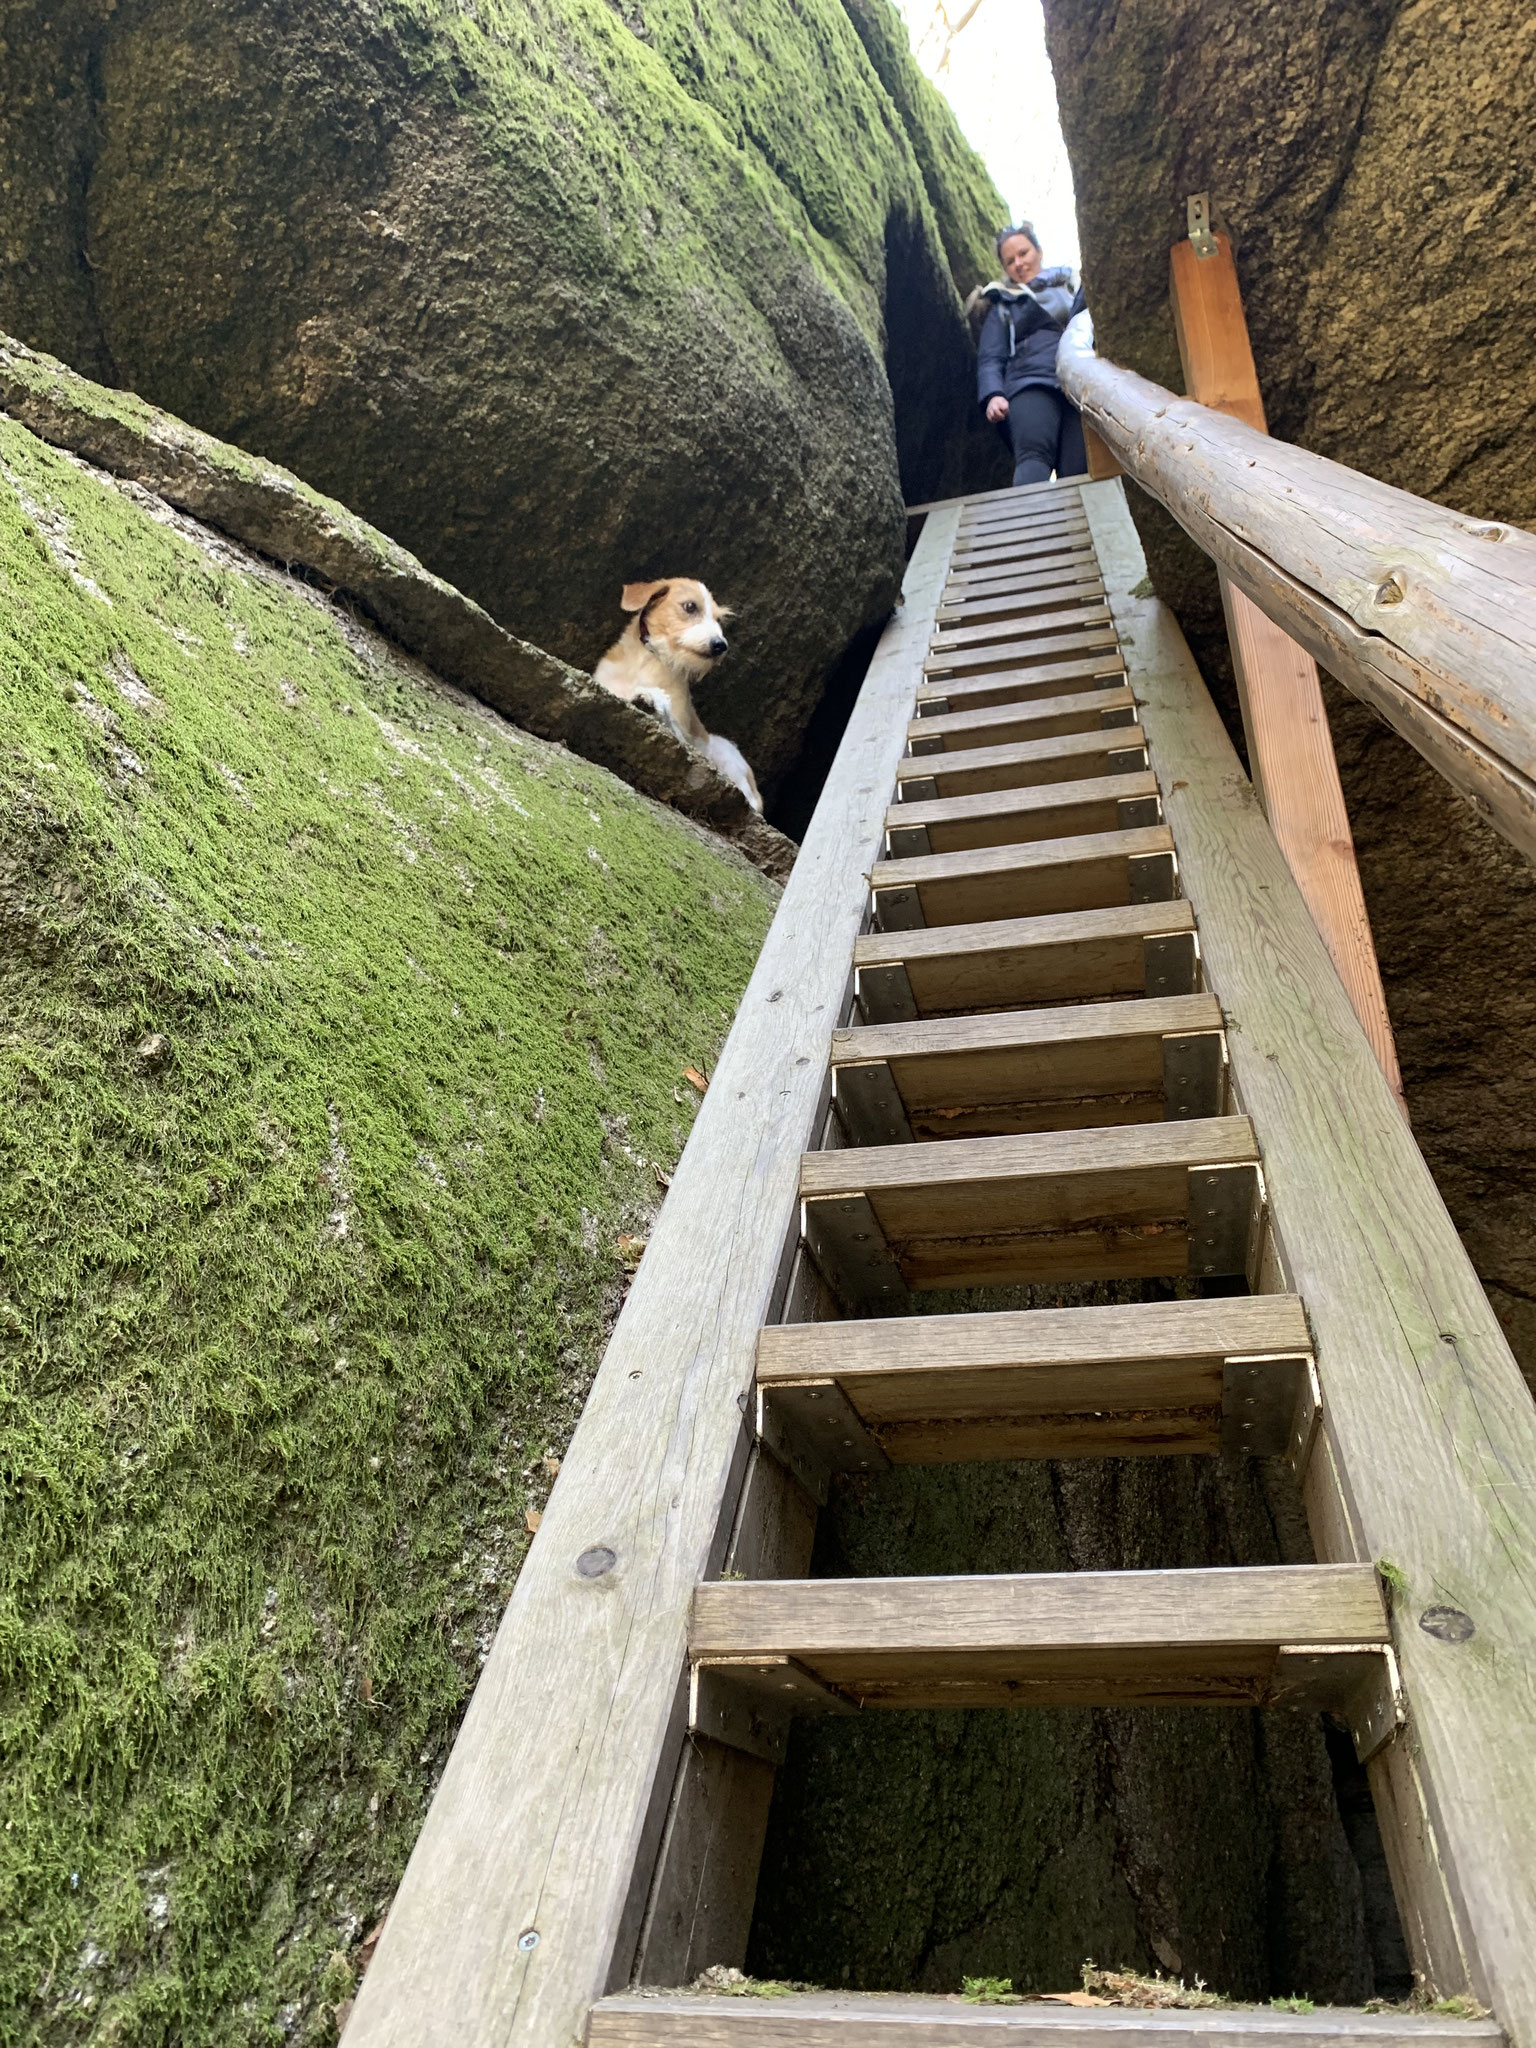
<box><xmin>985</xmin><ymin>395</ymin><xmax>1009</xmax><ymax>425</ymax></box>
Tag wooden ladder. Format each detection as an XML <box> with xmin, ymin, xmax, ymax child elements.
<box><xmin>345</xmin><ymin>479</ymin><xmax>1536</xmax><ymax>2048</ymax></box>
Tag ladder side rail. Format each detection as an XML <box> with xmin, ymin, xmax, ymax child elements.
<box><xmin>1057</xmin><ymin>322</ymin><xmax>1536</xmax><ymax>864</ymax></box>
<box><xmin>343</xmin><ymin>506</ymin><xmax>964</xmax><ymax>2048</ymax></box>
<box><xmin>1083</xmin><ymin>480</ymin><xmax>1536</xmax><ymax>2036</ymax></box>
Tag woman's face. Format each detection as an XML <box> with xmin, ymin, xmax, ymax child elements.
<box><xmin>1000</xmin><ymin>234</ymin><xmax>1042</xmax><ymax>286</ymax></box>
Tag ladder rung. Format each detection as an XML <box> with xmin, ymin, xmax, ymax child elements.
<box><xmin>855</xmin><ymin>902</ymin><xmax>1200</xmax><ymax>1020</ymax></box>
<box><xmin>960</xmin><ymin>494</ymin><xmax>1084</xmax><ymax>529</ymax></box>
<box><xmin>944</xmin><ymin>546</ymin><xmax>1098</xmax><ymax>593</ymax></box>
<box><xmin>830</xmin><ymin>992</ymin><xmax>1224</xmax><ymax>1141</ymax></box>
<box><xmin>799</xmin><ymin>1118</ymin><xmax>1261</xmax><ymax>1294</ymax></box>
<box><xmin>930</xmin><ymin>602</ymin><xmax>1113</xmax><ymax>653</ymax></box>
<box><xmin>948</xmin><ymin>533</ymin><xmax>1095</xmax><ymax>574</ymax></box>
<box><xmin>591</xmin><ymin>1994</ymin><xmax>1502</xmax><ymax>2046</ymax></box>
<box><xmin>925</xmin><ymin>625</ymin><xmax>1121</xmax><ymax>679</ymax></box>
<box><xmin>871</xmin><ymin>827</ymin><xmax>1174</xmax><ymax>930</ymax></box>
<box><xmin>937</xmin><ymin>572</ymin><xmax>1105</xmax><ymax>624</ymax></box>
<box><xmin>885</xmin><ymin>771</ymin><xmax>1160</xmax><ymax>860</ymax></box>
<box><xmin>688</xmin><ymin>1565</ymin><xmax>1388</xmax><ymax>1713</ymax></box>
<box><xmin>915</xmin><ymin>652</ymin><xmax>1127</xmax><ymax>717</ymax></box>
<box><xmin>953</xmin><ymin>519</ymin><xmax>1090</xmax><ymax>561</ymax></box>
<box><xmin>757</xmin><ymin>1294</ymin><xmax>1312</xmax><ymax>1465</ymax></box>
<box><xmin>906</xmin><ymin>686</ymin><xmax>1137</xmax><ymax>756</ymax></box>
<box><xmin>894</xmin><ymin>730</ymin><xmax>1149</xmax><ymax>804</ymax></box>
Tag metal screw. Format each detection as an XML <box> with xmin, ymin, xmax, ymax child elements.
<box><xmin>576</xmin><ymin>1546</ymin><xmax>617</xmax><ymax>1579</ymax></box>
<box><xmin>518</xmin><ymin>1930</ymin><xmax>540</xmax><ymax>1952</ymax></box>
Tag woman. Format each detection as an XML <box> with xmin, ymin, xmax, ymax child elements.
<box><xmin>976</xmin><ymin>222</ymin><xmax>1087</xmax><ymax>487</ymax></box>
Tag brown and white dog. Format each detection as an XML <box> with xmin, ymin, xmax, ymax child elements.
<box><xmin>592</xmin><ymin>578</ymin><xmax>763</xmax><ymax>813</ymax></box>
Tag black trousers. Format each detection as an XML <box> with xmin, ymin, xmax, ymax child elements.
<box><xmin>1004</xmin><ymin>384</ymin><xmax>1088</xmax><ymax>486</ymax></box>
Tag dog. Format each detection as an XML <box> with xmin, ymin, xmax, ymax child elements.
<box><xmin>592</xmin><ymin>578</ymin><xmax>763</xmax><ymax>813</ymax></box>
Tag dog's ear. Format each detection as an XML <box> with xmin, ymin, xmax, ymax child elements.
<box><xmin>620</xmin><ymin>580</ymin><xmax>670</xmax><ymax>613</ymax></box>
<box><xmin>714</xmin><ymin>604</ymin><xmax>737</xmax><ymax>623</ymax></box>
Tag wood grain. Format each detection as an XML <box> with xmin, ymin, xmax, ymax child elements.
<box><xmin>590</xmin><ymin>1992</ymin><xmax>1503</xmax><ymax>2047</ymax></box>
<box><xmin>854</xmin><ymin>901</ymin><xmax>1198</xmax><ymax>1015</ymax></box>
<box><xmin>925</xmin><ymin>624</ymin><xmax>1121</xmax><ymax>678</ymax></box>
<box><xmin>340</xmin><ymin>512</ymin><xmax>967</xmax><ymax>2048</ymax></box>
<box><xmin>907</xmin><ymin>687</ymin><xmax>1136</xmax><ymax>754</ymax></box>
<box><xmin>894</xmin><ymin>730</ymin><xmax>1149</xmax><ymax>801</ymax></box>
<box><xmin>1082</xmin><ymin>478</ymin><xmax>1536</xmax><ymax>2025</ymax></box>
<box><xmin>886</xmin><ymin>770</ymin><xmax>1159</xmax><ymax>856</ymax></box>
<box><xmin>873</xmin><ymin>824</ymin><xmax>1171</xmax><ymax>927</ymax></box>
<box><xmin>930</xmin><ymin>603</ymin><xmax>1113</xmax><ymax>652</ymax></box>
<box><xmin>1058</xmin><ymin>323</ymin><xmax>1536</xmax><ymax>862</ymax></box>
<box><xmin>916</xmin><ymin>654</ymin><xmax>1127</xmax><ymax>713</ymax></box>
<box><xmin>1167</xmin><ymin>234</ymin><xmax>1401</xmax><ymax>1099</ymax></box>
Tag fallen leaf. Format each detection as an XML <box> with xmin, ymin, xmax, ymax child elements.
<box><xmin>525</xmin><ymin>1508</ymin><xmax>542</xmax><ymax>1533</ymax></box>
<box><xmin>541</xmin><ymin>1454</ymin><xmax>561</xmax><ymax>1477</ymax></box>
<box><xmin>358</xmin><ymin>1917</ymin><xmax>387</xmax><ymax>1970</ymax></box>
<box><xmin>617</xmin><ymin>1234</ymin><xmax>647</xmax><ymax>1265</ymax></box>
<box><xmin>683</xmin><ymin>1065</ymin><xmax>709</xmax><ymax>1093</ymax></box>
<box><xmin>334</xmin><ymin>1997</ymin><xmax>356</xmax><ymax>2032</ymax></box>
<box><xmin>654</xmin><ymin>1165</ymin><xmax>671</xmax><ymax>1190</ymax></box>
<box><xmin>1038</xmin><ymin>1993</ymin><xmax>1110</xmax><ymax>2006</ymax></box>
<box><xmin>359</xmin><ymin>1674</ymin><xmax>373</xmax><ymax>1703</ymax></box>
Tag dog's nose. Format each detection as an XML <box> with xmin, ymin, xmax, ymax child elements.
<box><xmin>707</xmin><ymin>636</ymin><xmax>728</xmax><ymax>658</ymax></box>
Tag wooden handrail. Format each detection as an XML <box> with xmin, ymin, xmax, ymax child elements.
<box><xmin>1056</xmin><ymin>316</ymin><xmax>1536</xmax><ymax>865</ymax></box>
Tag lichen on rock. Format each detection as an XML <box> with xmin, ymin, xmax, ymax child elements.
<box><xmin>0</xmin><ymin>411</ymin><xmax>776</xmax><ymax>2042</ymax></box>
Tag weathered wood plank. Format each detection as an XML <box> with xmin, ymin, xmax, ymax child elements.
<box><xmin>758</xmin><ymin>1295</ymin><xmax>1307</xmax><ymax>1462</ymax></box>
<box><xmin>916</xmin><ymin>653</ymin><xmax>1127</xmax><ymax>714</ymax></box>
<box><xmin>930</xmin><ymin>603</ymin><xmax>1114</xmax><ymax>652</ymax></box>
<box><xmin>895</xmin><ymin>730</ymin><xmax>1149</xmax><ymax>801</ymax></box>
<box><xmin>1080</xmin><ymin>478</ymin><xmax>1536</xmax><ymax>2022</ymax></box>
<box><xmin>1168</xmin><ymin>233</ymin><xmax>1402</xmax><ymax>1099</ymax></box>
<box><xmin>886</xmin><ymin>770</ymin><xmax>1159</xmax><ymax>858</ymax></box>
<box><xmin>689</xmin><ymin>1564</ymin><xmax>1386</xmax><ymax>1709</ymax></box>
<box><xmin>906</xmin><ymin>686</ymin><xmax>1136</xmax><ymax>754</ymax></box>
<box><xmin>949</xmin><ymin>532</ymin><xmax>1099</xmax><ymax>574</ymax></box>
<box><xmin>944</xmin><ymin>549</ymin><xmax>1100</xmax><ymax>598</ymax></box>
<box><xmin>907</xmin><ymin>476</ymin><xmax>1082</xmax><ymax>516</ymax></box>
<box><xmin>925</xmin><ymin>625</ymin><xmax>1121</xmax><ymax>678</ymax></box>
<box><xmin>1058</xmin><ymin>320</ymin><xmax>1536</xmax><ymax>862</ymax></box>
<box><xmin>854</xmin><ymin>901</ymin><xmax>1199</xmax><ymax>1017</ymax></box>
<box><xmin>871</xmin><ymin>825</ymin><xmax>1173</xmax><ymax>929</ymax></box>
<box><xmin>590</xmin><ymin>1992</ymin><xmax>1504</xmax><ymax>2047</ymax></box>
<box><xmin>341</xmin><ymin>510</ymin><xmax>966</xmax><ymax>2048</ymax></box>
<box><xmin>938</xmin><ymin>572</ymin><xmax>1105</xmax><ymax>625</ymax></box>
<box><xmin>801</xmin><ymin>1118</ymin><xmax>1259</xmax><ymax>1290</ymax></box>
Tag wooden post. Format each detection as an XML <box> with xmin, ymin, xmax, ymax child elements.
<box><xmin>1168</xmin><ymin>230</ymin><xmax>1404</xmax><ymax>1103</ymax></box>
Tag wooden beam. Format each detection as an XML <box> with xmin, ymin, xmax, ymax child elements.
<box><xmin>905</xmin><ymin>686</ymin><xmax>1136</xmax><ymax>754</ymax></box>
<box><xmin>590</xmin><ymin>1991</ymin><xmax>1505</xmax><ymax>2047</ymax></box>
<box><xmin>1056</xmin><ymin>322</ymin><xmax>1536</xmax><ymax>865</ymax></box>
<box><xmin>885</xmin><ymin>770</ymin><xmax>1160</xmax><ymax>857</ymax></box>
<box><xmin>893</xmin><ymin>731</ymin><xmax>1149</xmax><ymax>801</ymax></box>
<box><xmin>1081</xmin><ymin>478</ymin><xmax>1536</xmax><ymax>2022</ymax></box>
<box><xmin>871</xmin><ymin>824</ymin><xmax>1173</xmax><ymax>929</ymax></box>
<box><xmin>853</xmin><ymin>900</ymin><xmax>1199</xmax><ymax>1017</ymax></box>
<box><xmin>915</xmin><ymin>652</ymin><xmax>1126</xmax><ymax>713</ymax></box>
<box><xmin>688</xmin><ymin>1563</ymin><xmax>1387</xmax><ymax>1710</ymax></box>
<box><xmin>930</xmin><ymin>602</ymin><xmax>1113</xmax><ymax>652</ymax></box>
<box><xmin>1168</xmin><ymin>232</ymin><xmax>1403</xmax><ymax>1101</ymax></box>
<box><xmin>340</xmin><ymin>510</ymin><xmax>967</xmax><ymax>2048</ymax></box>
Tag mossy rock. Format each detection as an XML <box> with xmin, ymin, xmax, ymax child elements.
<box><xmin>0</xmin><ymin>408</ymin><xmax>776</xmax><ymax>2042</ymax></box>
<box><xmin>0</xmin><ymin>0</ymin><xmax>1007</xmax><ymax>811</ymax></box>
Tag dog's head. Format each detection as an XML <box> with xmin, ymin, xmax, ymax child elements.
<box><xmin>620</xmin><ymin>578</ymin><xmax>733</xmax><ymax>675</ymax></box>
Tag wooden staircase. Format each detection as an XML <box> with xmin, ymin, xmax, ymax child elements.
<box><xmin>343</xmin><ymin>478</ymin><xmax>1536</xmax><ymax>2048</ymax></box>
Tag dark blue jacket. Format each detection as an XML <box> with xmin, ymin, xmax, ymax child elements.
<box><xmin>977</xmin><ymin>270</ymin><xmax>1087</xmax><ymax>405</ymax></box>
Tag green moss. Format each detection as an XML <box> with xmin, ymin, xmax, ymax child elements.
<box><xmin>0</xmin><ymin>417</ymin><xmax>775</xmax><ymax>2043</ymax></box>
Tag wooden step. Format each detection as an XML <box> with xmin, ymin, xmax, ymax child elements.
<box><xmin>905</xmin><ymin>686</ymin><xmax>1138</xmax><ymax>761</ymax></box>
<box><xmin>925</xmin><ymin>624</ymin><xmax>1122</xmax><ymax>680</ymax></box>
<box><xmin>937</xmin><ymin>569</ymin><xmax>1105</xmax><ymax>624</ymax></box>
<box><xmin>930</xmin><ymin>603</ymin><xmax>1114</xmax><ymax>654</ymax></box>
<box><xmin>871</xmin><ymin>826</ymin><xmax>1174</xmax><ymax>930</ymax></box>
<box><xmin>915</xmin><ymin>652</ymin><xmax>1126</xmax><ymax>716</ymax></box>
<box><xmin>948</xmin><ymin>532</ymin><xmax>1095</xmax><ymax>575</ymax></box>
<box><xmin>855</xmin><ymin>902</ymin><xmax>1201</xmax><ymax>1021</ymax></box>
<box><xmin>758</xmin><ymin>1293</ymin><xmax>1313</xmax><ymax>1466</ymax></box>
<box><xmin>953</xmin><ymin>518</ymin><xmax>1090</xmax><ymax>562</ymax></box>
<box><xmin>829</xmin><ymin>992</ymin><xmax>1225</xmax><ymax>1142</ymax></box>
<box><xmin>893</xmin><ymin>730</ymin><xmax>1149</xmax><ymax>805</ymax></box>
<box><xmin>799</xmin><ymin>1116</ymin><xmax>1262</xmax><ymax>1295</ymax></box>
<box><xmin>688</xmin><ymin>1564</ymin><xmax>1392</xmax><ymax>1720</ymax></box>
<box><xmin>885</xmin><ymin>771</ymin><xmax>1161</xmax><ymax>859</ymax></box>
<box><xmin>591</xmin><ymin>1993</ymin><xmax>1502</xmax><ymax>2046</ymax></box>
<box><xmin>944</xmin><ymin>550</ymin><xmax>1100</xmax><ymax>602</ymax></box>
<box><xmin>961</xmin><ymin>493</ymin><xmax>1083</xmax><ymax>531</ymax></box>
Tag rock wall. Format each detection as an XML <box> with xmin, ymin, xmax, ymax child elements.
<box><xmin>0</xmin><ymin>0</ymin><xmax>1008</xmax><ymax>816</ymax></box>
<box><xmin>0</xmin><ymin>399</ymin><xmax>776</xmax><ymax>2042</ymax></box>
<box><xmin>1041</xmin><ymin>0</ymin><xmax>1536</xmax><ymax>1390</ymax></box>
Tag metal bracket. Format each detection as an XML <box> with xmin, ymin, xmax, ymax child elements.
<box><xmin>1162</xmin><ymin>1030</ymin><xmax>1225</xmax><ymax>1120</ymax></box>
<box><xmin>1108</xmin><ymin>744</ymin><xmax>1150</xmax><ymax>775</ymax></box>
<box><xmin>895</xmin><ymin>775</ymin><xmax>938</xmax><ymax>805</ymax></box>
<box><xmin>915</xmin><ymin>695</ymin><xmax>950</xmax><ymax>718</ymax></box>
<box><xmin>1269</xmin><ymin>1644</ymin><xmax>1404</xmax><ymax>1763</ymax></box>
<box><xmin>802</xmin><ymin>1193</ymin><xmax>908</xmax><ymax>1310</ymax></box>
<box><xmin>1188</xmin><ymin>192</ymin><xmax>1218</xmax><ymax>260</ymax></box>
<box><xmin>1144</xmin><ymin>929</ymin><xmax>1199</xmax><ymax>997</ymax></box>
<box><xmin>873</xmin><ymin>885</ymin><xmax>925</xmax><ymax>933</ymax></box>
<box><xmin>1099</xmin><ymin>704</ymin><xmax>1138</xmax><ymax>731</ymax></box>
<box><xmin>1129</xmin><ymin>850</ymin><xmax>1177</xmax><ymax>903</ymax></box>
<box><xmin>906</xmin><ymin>732</ymin><xmax>945</xmax><ymax>759</ymax></box>
<box><xmin>690</xmin><ymin>1655</ymin><xmax>856</xmax><ymax>1763</ymax></box>
<box><xmin>832</xmin><ymin>1060</ymin><xmax>915</xmax><ymax>1147</ymax></box>
<box><xmin>1116</xmin><ymin>795</ymin><xmax>1162</xmax><ymax>831</ymax></box>
<box><xmin>885</xmin><ymin>822</ymin><xmax>932</xmax><ymax>860</ymax></box>
<box><xmin>1219</xmin><ymin>1352</ymin><xmax>1309</xmax><ymax>1456</ymax></box>
<box><xmin>758</xmin><ymin>1379</ymin><xmax>890</xmax><ymax>1484</ymax></box>
<box><xmin>855</xmin><ymin>961</ymin><xmax>918</xmax><ymax>1025</ymax></box>
<box><xmin>1187</xmin><ymin>1162</ymin><xmax>1264</xmax><ymax>1281</ymax></box>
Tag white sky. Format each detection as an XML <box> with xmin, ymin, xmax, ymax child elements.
<box><xmin>895</xmin><ymin>0</ymin><xmax>1081</xmax><ymax>272</ymax></box>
